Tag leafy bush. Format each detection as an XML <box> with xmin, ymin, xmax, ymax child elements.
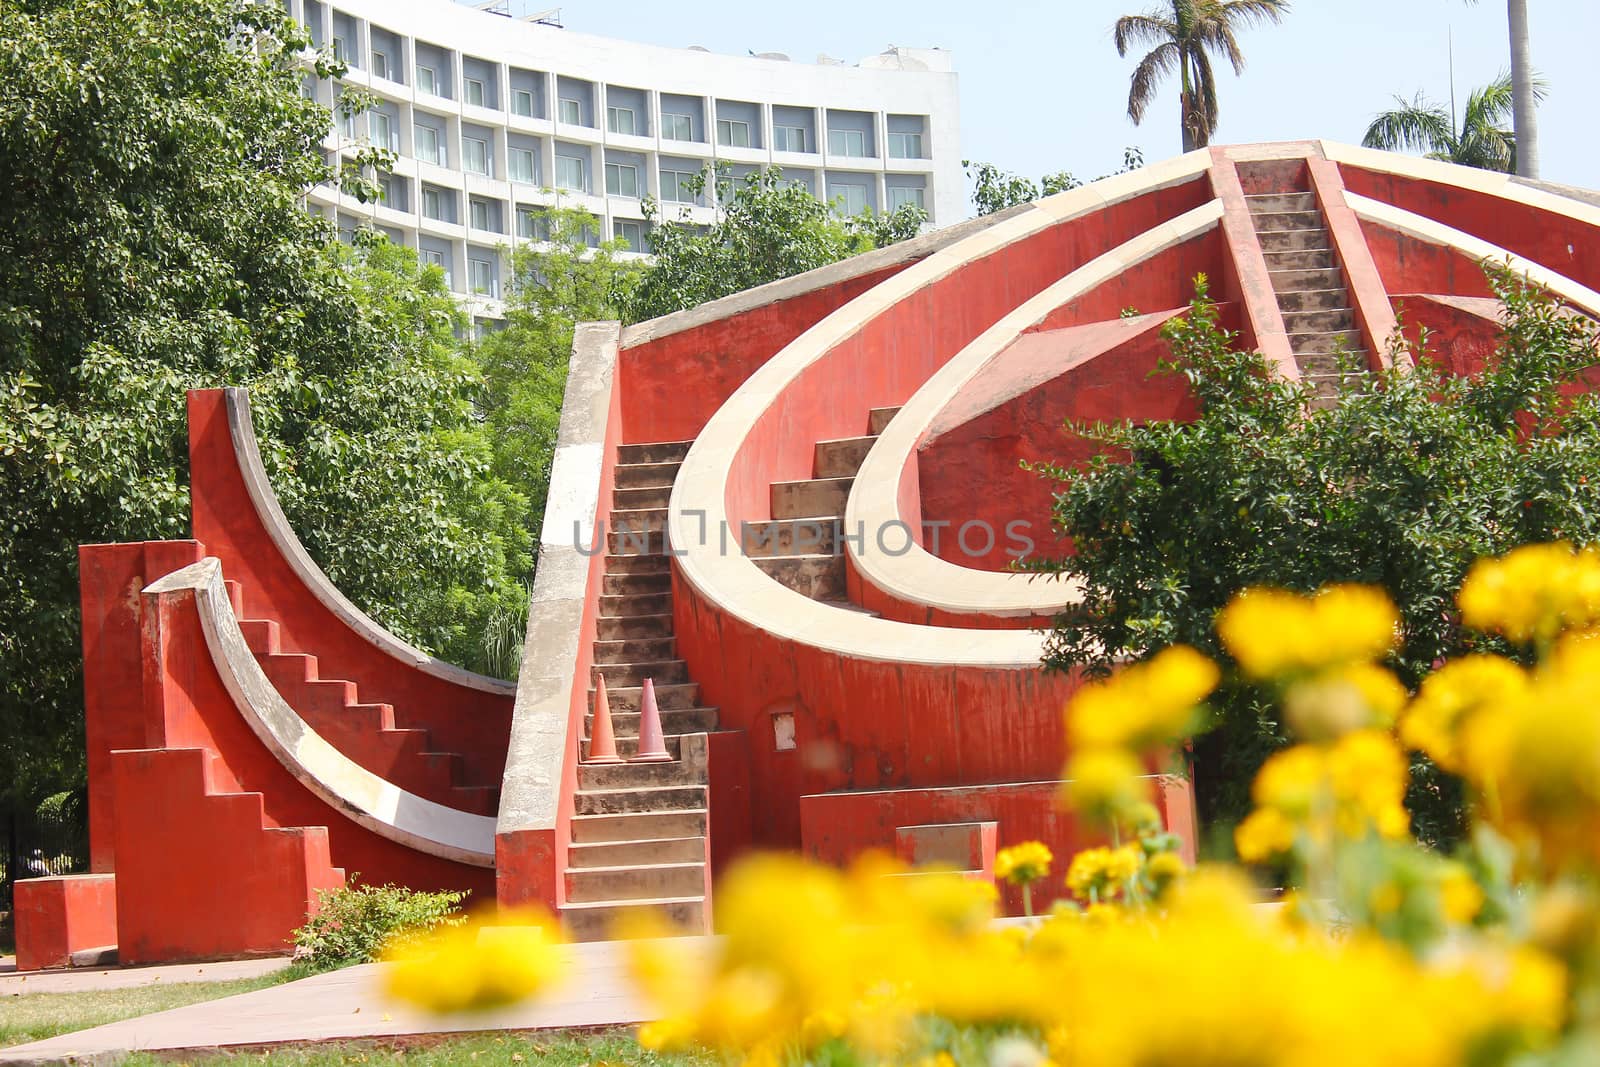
<box><xmin>292</xmin><ymin>882</ymin><xmax>467</xmax><ymax>971</ymax></box>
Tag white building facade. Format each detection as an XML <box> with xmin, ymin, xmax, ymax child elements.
<box><xmin>291</xmin><ymin>0</ymin><xmax>962</xmax><ymax>323</ymax></box>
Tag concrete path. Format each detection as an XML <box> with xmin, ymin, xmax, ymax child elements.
<box><xmin>0</xmin><ymin>956</ymin><xmax>289</xmax><ymax>997</ymax></box>
<box><xmin>0</xmin><ymin>938</ymin><xmax>679</xmax><ymax>1063</ymax></box>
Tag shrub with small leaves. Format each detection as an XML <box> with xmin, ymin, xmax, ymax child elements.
<box><xmin>292</xmin><ymin>881</ymin><xmax>468</xmax><ymax>971</ymax></box>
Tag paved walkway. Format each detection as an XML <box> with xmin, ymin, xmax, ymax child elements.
<box><xmin>0</xmin><ymin>938</ymin><xmax>676</xmax><ymax>1062</ymax></box>
<box><xmin>0</xmin><ymin>956</ymin><xmax>288</xmax><ymax>997</ymax></box>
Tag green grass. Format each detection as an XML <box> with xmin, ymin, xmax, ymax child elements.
<box><xmin>120</xmin><ymin>1030</ymin><xmax>714</xmax><ymax>1067</ymax></box>
<box><xmin>1</xmin><ymin>966</ymin><xmax>308</xmax><ymax>1048</ymax></box>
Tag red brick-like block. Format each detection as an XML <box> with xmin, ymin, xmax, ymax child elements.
<box><xmin>895</xmin><ymin>821</ymin><xmax>998</xmax><ymax>874</ymax></box>
<box><xmin>14</xmin><ymin>874</ymin><xmax>118</xmax><ymax>972</ymax></box>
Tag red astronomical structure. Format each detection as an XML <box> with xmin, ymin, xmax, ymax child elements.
<box><xmin>15</xmin><ymin>141</ymin><xmax>1600</xmax><ymax>967</ymax></box>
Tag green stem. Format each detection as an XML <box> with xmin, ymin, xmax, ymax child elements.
<box><xmin>1022</xmin><ymin>882</ymin><xmax>1034</xmax><ymax>918</ymax></box>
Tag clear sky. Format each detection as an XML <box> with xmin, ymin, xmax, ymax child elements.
<box><xmin>472</xmin><ymin>0</ymin><xmax>1599</xmax><ymax>211</ymax></box>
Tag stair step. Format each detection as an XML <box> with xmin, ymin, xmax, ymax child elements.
<box><xmin>1275</xmin><ymin>288</ymin><xmax>1351</xmax><ymax>313</ymax></box>
<box><xmin>614</xmin><ymin>461</ymin><xmax>681</xmax><ymax>491</ymax></box>
<box><xmin>599</xmin><ymin>591</ymin><xmax>672</xmax><ymax>618</ymax></box>
<box><xmin>238</xmin><ymin>618</ymin><xmax>280</xmax><ymax>656</ymax></box>
<box><xmin>1289</xmin><ymin>331</ymin><xmax>1363</xmax><ymax>355</ymax></box>
<box><xmin>1250</xmin><ymin>209</ymin><xmax>1323</xmax><ymax>233</ymax></box>
<box><xmin>592</xmin><ymin>659</ymin><xmax>690</xmax><ymax>687</ymax></box>
<box><xmin>868</xmin><ymin>406</ymin><xmax>901</xmax><ymax>435</ymax></box>
<box><xmin>771</xmin><ymin>477</ymin><xmax>853</xmax><ymax>521</ymax></box>
<box><xmin>597</xmin><ymin>613</ymin><xmax>674</xmax><ymax>641</ymax></box>
<box><xmin>1263</xmin><ymin>248</ymin><xmax>1336</xmax><ymax>271</ymax></box>
<box><xmin>586</xmin><ymin>706</ymin><xmax>719</xmax><ymax>737</ymax></box>
<box><xmin>753</xmin><ymin>554</ymin><xmax>847</xmax><ymax>600</ymax></box>
<box><xmin>1257</xmin><ymin>228</ymin><xmax>1330</xmax><ymax>254</ymax></box>
<box><xmin>1282</xmin><ymin>308</ymin><xmax>1356</xmax><ymax>335</ymax></box>
<box><xmin>565</xmin><ymin>862</ymin><xmax>706</xmax><ymax>902</ymax></box>
<box><xmin>582</xmin><ymin>733</ymin><xmax>684</xmax><ymax>761</ymax></box>
<box><xmin>574</xmin><ymin>784</ymin><xmax>708</xmax><ymax>816</ymax></box>
<box><xmin>610</xmin><ymin>507</ymin><xmax>669</xmax><ymax>535</ymax></box>
<box><xmin>608</xmin><ymin>528</ymin><xmax>669</xmax><ymax>555</ymax></box>
<box><xmin>560</xmin><ymin>896</ymin><xmax>706</xmax><ymax>941</ymax></box>
<box><xmin>1246</xmin><ymin>191</ymin><xmax>1316</xmax><ymax>213</ymax></box>
<box><xmin>741</xmin><ymin>518</ymin><xmax>838</xmax><ymax>558</ymax></box>
<box><xmin>617</xmin><ymin>441</ymin><xmax>692</xmax><ymax>466</ymax></box>
<box><xmin>260</xmin><ymin>652</ymin><xmax>317</xmax><ymax>685</ymax></box>
<box><xmin>447</xmin><ymin>783</ymin><xmax>501</xmax><ymax>816</ymax></box>
<box><xmin>603</xmin><ymin>552</ymin><xmax>671</xmax><ymax>575</ymax></box>
<box><xmin>589</xmin><ymin>682</ymin><xmax>701</xmax><ymax>713</ymax></box>
<box><xmin>602</xmin><ymin>571</ymin><xmax>672</xmax><ymax>597</ymax></box>
<box><xmin>613</xmin><ymin>484</ymin><xmax>672</xmax><ymax>511</ymax></box>
<box><xmin>570</xmin><ymin>808</ymin><xmax>708</xmax><ymax>843</ymax></box>
<box><xmin>814</xmin><ymin>435</ymin><xmax>877</xmax><ymax>479</ymax></box>
<box><xmin>295</xmin><ymin>678</ymin><xmax>358</xmax><ymax>713</ymax></box>
<box><xmin>1270</xmin><ymin>266</ymin><xmax>1344</xmax><ymax>294</ymax></box>
<box><xmin>568</xmin><ymin>836</ymin><xmax>705</xmax><ymax>868</ymax></box>
<box><xmin>578</xmin><ymin>759</ymin><xmax>704</xmax><ymax>791</ymax></box>
<box><xmin>1297</xmin><ymin>350</ymin><xmax>1370</xmax><ymax>375</ymax></box>
<box><xmin>593</xmin><ymin>636</ymin><xmax>676</xmax><ymax>663</ymax></box>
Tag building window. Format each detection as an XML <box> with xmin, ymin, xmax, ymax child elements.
<box><xmin>331</xmin><ymin>36</ymin><xmax>346</xmax><ymax>63</ymax></box>
<box><xmin>555</xmin><ymin>155</ymin><xmax>585</xmax><ymax>191</ymax></box>
<box><xmin>831</xmin><ymin>183</ymin><xmax>868</xmax><ymax>215</ymax></box>
<box><xmin>605</xmin><ymin>162</ymin><xmax>639</xmax><ymax>198</ymax></box>
<box><xmin>421</xmin><ymin>248</ymin><xmax>450</xmax><ymax>287</ymax></box>
<box><xmin>422</xmin><ymin>187</ymin><xmax>444</xmax><ymax>220</ymax></box>
<box><xmin>341</xmin><ymin>108</ymin><xmax>359</xmax><ymax>139</ymax></box>
<box><xmin>470</xmin><ymin>198</ymin><xmax>489</xmax><ymax>230</ymax></box>
<box><xmin>888</xmin><ymin>186</ymin><xmax>925</xmax><ymax>211</ymax></box>
<box><xmin>509</xmin><ymin>148</ymin><xmax>536</xmax><ymax>184</ymax></box>
<box><xmin>559</xmin><ymin>97</ymin><xmax>581</xmax><ymax>125</ymax></box>
<box><xmin>614</xmin><ymin>219</ymin><xmax>643</xmax><ymax>250</ymax></box>
<box><xmin>773</xmin><ymin>125</ymin><xmax>807</xmax><ymax>153</ymax></box>
<box><xmin>660</xmin><ymin>169</ymin><xmax>697</xmax><ymax>203</ymax></box>
<box><xmin>465</xmin><ymin>78</ymin><xmax>486</xmax><ymax>107</ymax></box>
<box><xmin>416</xmin><ymin>64</ymin><xmax>437</xmax><ymax>96</ymax></box>
<box><xmin>371</xmin><ymin>50</ymin><xmax>389</xmax><ymax>80</ymax></box>
<box><xmin>370</xmin><ymin>111</ymin><xmax>395</xmax><ymax>151</ymax></box>
<box><xmin>513</xmin><ymin>89</ymin><xmax>534</xmax><ymax>117</ymax></box>
<box><xmin>607</xmin><ymin>106</ymin><xmax>636</xmax><ymax>135</ymax></box>
<box><xmin>717</xmin><ymin>118</ymin><xmax>751</xmax><ymax>148</ymax></box>
<box><xmin>662</xmin><ymin>112</ymin><xmax>693</xmax><ymax>141</ymax></box>
<box><xmin>517</xmin><ymin>206</ymin><xmax>549</xmax><ymax>240</ymax></box>
<box><xmin>828</xmin><ymin>128</ymin><xmax>868</xmax><ymax>157</ymax></box>
<box><xmin>415</xmin><ymin>124</ymin><xmax>444</xmax><ymax>166</ymax></box>
<box><xmin>378</xmin><ymin>174</ymin><xmax>396</xmax><ymax>205</ymax></box>
<box><xmin>470</xmin><ymin>258</ymin><xmax>496</xmax><ymax>297</ymax></box>
<box><xmin>888</xmin><ymin>132</ymin><xmax>924</xmax><ymax>159</ymax></box>
<box><xmin>464</xmin><ymin>137</ymin><xmax>489</xmax><ymax>175</ymax></box>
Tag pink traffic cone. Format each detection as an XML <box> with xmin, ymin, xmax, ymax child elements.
<box><xmin>587</xmin><ymin>674</ymin><xmax>623</xmax><ymax>764</ymax></box>
<box><xmin>631</xmin><ymin>677</ymin><xmax>672</xmax><ymax>763</ymax></box>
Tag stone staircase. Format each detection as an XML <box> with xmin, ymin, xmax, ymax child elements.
<box><xmin>223</xmin><ymin>579</ymin><xmax>500</xmax><ymax>815</ymax></box>
<box><xmin>563</xmin><ymin>440</ymin><xmax>717</xmax><ymax>941</ymax></box>
<box><xmin>746</xmin><ymin>406</ymin><xmax>899</xmax><ymax>605</ymax></box>
<box><xmin>1246</xmin><ymin>187</ymin><xmax>1370</xmax><ymax>407</ymax></box>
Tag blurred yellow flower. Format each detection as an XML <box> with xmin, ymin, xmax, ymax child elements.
<box><xmin>1062</xmin><ymin>747</ymin><xmax>1152</xmax><ymax>821</ymax></box>
<box><xmin>1459</xmin><ymin>542</ymin><xmax>1600</xmax><ymax>645</ymax></box>
<box><xmin>1235</xmin><ymin>806</ymin><xmax>1296</xmax><ymax>863</ymax></box>
<box><xmin>1401</xmin><ymin>654</ymin><xmax>1527</xmax><ymax>774</ymax></box>
<box><xmin>1219</xmin><ymin>584</ymin><xmax>1399</xmax><ymax>679</ymax></box>
<box><xmin>1066</xmin><ymin>645</ymin><xmax>1219</xmax><ymax>751</ymax></box>
<box><xmin>994</xmin><ymin>841</ymin><xmax>1053</xmax><ymax>886</ymax></box>
<box><xmin>1065</xmin><ymin>844</ymin><xmax>1143</xmax><ymax>901</ymax></box>
<box><xmin>383</xmin><ymin>909</ymin><xmax>565</xmax><ymax>1014</ymax></box>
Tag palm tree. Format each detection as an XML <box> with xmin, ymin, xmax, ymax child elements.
<box><xmin>1114</xmin><ymin>0</ymin><xmax>1290</xmax><ymax>153</ymax></box>
<box><xmin>1465</xmin><ymin>0</ymin><xmax>1540</xmax><ymax>179</ymax></box>
<box><xmin>1363</xmin><ymin>72</ymin><xmax>1546</xmax><ymax>174</ymax></box>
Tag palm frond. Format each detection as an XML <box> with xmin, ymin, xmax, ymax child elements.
<box><xmin>1217</xmin><ymin>0</ymin><xmax>1291</xmax><ymax>27</ymax></box>
<box><xmin>1127</xmin><ymin>41</ymin><xmax>1183</xmax><ymax>123</ymax></box>
<box><xmin>1362</xmin><ymin>94</ymin><xmax>1454</xmax><ymax>156</ymax></box>
<box><xmin>1190</xmin><ymin>45</ymin><xmax>1221</xmax><ymax>141</ymax></box>
<box><xmin>1114</xmin><ymin>10</ymin><xmax>1180</xmax><ymax>57</ymax></box>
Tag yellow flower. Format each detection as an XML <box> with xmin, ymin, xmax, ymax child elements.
<box><xmin>1062</xmin><ymin>747</ymin><xmax>1152</xmax><ymax>821</ymax></box>
<box><xmin>1145</xmin><ymin>850</ymin><xmax>1187</xmax><ymax>887</ymax></box>
<box><xmin>383</xmin><ymin>909</ymin><xmax>565</xmax><ymax>1014</ymax></box>
<box><xmin>994</xmin><ymin>841</ymin><xmax>1053</xmax><ymax>886</ymax></box>
<box><xmin>1283</xmin><ymin>662</ymin><xmax>1408</xmax><ymax>740</ymax></box>
<box><xmin>1219</xmin><ymin>584</ymin><xmax>1399</xmax><ymax>679</ymax></box>
<box><xmin>1234</xmin><ymin>806</ymin><xmax>1297</xmax><ymax>863</ymax></box>
<box><xmin>1439</xmin><ymin>863</ymin><xmax>1484</xmax><ymax>924</ymax></box>
<box><xmin>1401</xmin><ymin>655</ymin><xmax>1527</xmax><ymax>774</ymax></box>
<box><xmin>1252</xmin><ymin>744</ymin><xmax>1327</xmax><ymax>818</ymax></box>
<box><xmin>1459</xmin><ymin>542</ymin><xmax>1600</xmax><ymax>645</ymax></box>
<box><xmin>1065</xmin><ymin>844</ymin><xmax>1143</xmax><ymax>901</ymax></box>
<box><xmin>1066</xmin><ymin>645</ymin><xmax>1219</xmax><ymax>751</ymax></box>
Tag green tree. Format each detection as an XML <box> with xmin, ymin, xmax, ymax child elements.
<box><xmin>1026</xmin><ymin>269</ymin><xmax>1600</xmax><ymax>844</ymax></box>
<box><xmin>964</xmin><ymin>149</ymin><xmax>1146</xmax><ymax>216</ymax></box>
<box><xmin>0</xmin><ymin>0</ymin><xmax>532</xmax><ymax>807</ymax></box>
<box><xmin>473</xmin><ymin>206</ymin><xmax>643</xmax><ymax>554</ymax></box>
<box><xmin>1114</xmin><ymin>0</ymin><xmax>1289</xmax><ymax>152</ymax></box>
<box><xmin>623</xmin><ymin>167</ymin><xmax>925</xmax><ymax>324</ymax></box>
<box><xmin>1363</xmin><ymin>71</ymin><xmax>1547</xmax><ymax>174</ymax></box>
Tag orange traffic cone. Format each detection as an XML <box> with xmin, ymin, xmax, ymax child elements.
<box><xmin>587</xmin><ymin>674</ymin><xmax>623</xmax><ymax>765</ymax></box>
<box><xmin>631</xmin><ymin>677</ymin><xmax>672</xmax><ymax>763</ymax></box>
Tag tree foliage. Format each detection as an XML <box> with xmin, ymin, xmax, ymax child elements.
<box><xmin>964</xmin><ymin>149</ymin><xmax>1146</xmax><ymax>217</ymax></box>
<box><xmin>1363</xmin><ymin>70</ymin><xmax>1548</xmax><ymax>174</ymax></box>
<box><xmin>0</xmin><ymin>0</ymin><xmax>533</xmax><ymax>806</ymax></box>
<box><xmin>624</xmin><ymin>166</ymin><xmax>926</xmax><ymax>324</ymax></box>
<box><xmin>1027</xmin><ymin>268</ymin><xmax>1600</xmax><ymax>842</ymax></box>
